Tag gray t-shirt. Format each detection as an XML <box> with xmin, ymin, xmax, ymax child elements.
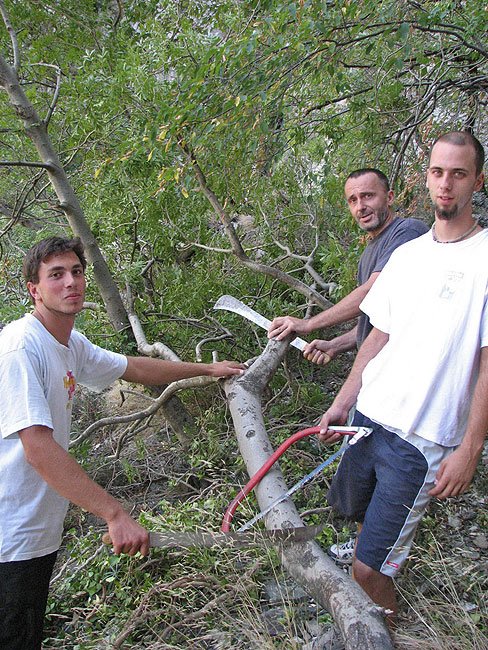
<box><xmin>356</xmin><ymin>217</ymin><xmax>428</xmax><ymax>348</ymax></box>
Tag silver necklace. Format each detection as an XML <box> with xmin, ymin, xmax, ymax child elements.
<box><xmin>432</xmin><ymin>219</ymin><xmax>479</xmax><ymax>244</ymax></box>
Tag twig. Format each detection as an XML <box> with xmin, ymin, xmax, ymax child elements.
<box><xmin>70</xmin><ymin>374</ymin><xmax>219</xmax><ymax>446</ymax></box>
<box><xmin>0</xmin><ymin>1</ymin><xmax>20</xmax><ymax>74</ymax></box>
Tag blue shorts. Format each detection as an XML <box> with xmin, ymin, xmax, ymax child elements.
<box><xmin>327</xmin><ymin>411</ymin><xmax>454</xmax><ymax>577</ymax></box>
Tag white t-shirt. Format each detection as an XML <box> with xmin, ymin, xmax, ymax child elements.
<box><xmin>0</xmin><ymin>314</ymin><xmax>127</xmax><ymax>561</ymax></box>
<box><xmin>357</xmin><ymin>228</ymin><xmax>488</xmax><ymax>447</ymax></box>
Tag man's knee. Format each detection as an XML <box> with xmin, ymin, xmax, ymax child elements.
<box><xmin>352</xmin><ymin>556</ymin><xmax>375</xmax><ymax>584</ymax></box>
<box><xmin>352</xmin><ymin>556</ymin><xmax>391</xmax><ymax>589</ymax></box>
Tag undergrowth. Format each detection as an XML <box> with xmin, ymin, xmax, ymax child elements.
<box><xmin>43</xmin><ymin>355</ymin><xmax>487</xmax><ymax>650</ymax></box>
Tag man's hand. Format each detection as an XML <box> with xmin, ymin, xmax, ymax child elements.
<box><xmin>428</xmin><ymin>446</ymin><xmax>481</xmax><ymax>499</ymax></box>
<box><xmin>107</xmin><ymin>509</ymin><xmax>151</xmax><ymax>556</ymax></box>
<box><xmin>317</xmin><ymin>404</ymin><xmax>350</xmax><ymax>443</ymax></box>
<box><xmin>207</xmin><ymin>360</ymin><xmax>246</xmax><ymax>377</ymax></box>
<box><xmin>268</xmin><ymin>315</ymin><xmax>310</xmax><ymax>341</ymax></box>
<box><xmin>303</xmin><ymin>340</ymin><xmax>333</xmax><ymax>366</ymax></box>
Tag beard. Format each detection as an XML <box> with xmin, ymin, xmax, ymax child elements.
<box><xmin>363</xmin><ymin>205</ymin><xmax>391</xmax><ymax>232</ymax></box>
<box><xmin>435</xmin><ymin>203</ymin><xmax>459</xmax><ymax>221</ymax></box>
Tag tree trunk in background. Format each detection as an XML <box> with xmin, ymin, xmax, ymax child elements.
<box><xmin>0</xmin><ymin>53</ymin><xmax>129</xmax><ymax>332</ymax></box>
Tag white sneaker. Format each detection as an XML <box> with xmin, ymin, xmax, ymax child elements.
<box><xmin>328</xmin><ymin>537</ymin><xmax>355</xmax><ymax>565</ymax></box>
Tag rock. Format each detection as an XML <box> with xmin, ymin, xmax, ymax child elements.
<box><xmin>461</xmin><ymin>508</ymin><xmax>477</xmax><ymax>521</ymax></box>
<box><xmin>462</xmin><ymin>601</ymin><xmax>478</xmax><ymax>613</ymax></box>
<box><xmin>259</xmin><ymin>606</ymin><xmax>288</xmax><ymax>636</ymax></box>
<box><xmin>447</xmin><ymin>515</ymin><xmax>462</xmax><ymax>529</ymax></box>
<box><xmin>263</xmin><ymin>578</ymin><xmax>308</xmax><ymax>604</ymax></box>
<box><xmin>302</xmin><ymin>625</ymin><xmax>345</xmax><ymax>650</ymax></box>
<box><xmin>473</xmin><ymin>534</ymin><xmax>488</xmax><ymax>550</ymax></box>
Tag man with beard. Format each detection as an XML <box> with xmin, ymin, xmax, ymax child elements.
<box><xmin>268</xmin><ymin>168</ymin><xmax>428</xmax><ymax>366</ymax></box>
<box><xmin>318</xmin><ymin>131</ymin><xmax>487</xmax><ymax>629</ymax></box>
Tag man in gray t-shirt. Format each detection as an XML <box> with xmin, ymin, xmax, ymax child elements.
<box><xmin>268</xmin><ymin>168</ymin><xmax>428</xmax><ymax>363</ymax></box>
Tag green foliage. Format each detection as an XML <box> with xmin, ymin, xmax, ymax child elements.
<box><xmin>1</xmin><ymin>3</ymin><xmax>487</xmax><ymax>647</ymax></box>
<box><xmin>3</xmin><ymin>0</ymin><xmax>487</xmax><ymax>335</ymax></box>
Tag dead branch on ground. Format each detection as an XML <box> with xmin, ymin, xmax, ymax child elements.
<box><xmin>223</xmin><ymin>336</ymin><xmax>395</xmax><ymax>650</ymax></box>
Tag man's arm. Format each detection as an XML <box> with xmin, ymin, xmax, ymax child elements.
<box><xmin>318</xmin><ymin>327</ymin><xmax>389</xmax><ymax>442</ymax></box>
<box><xmin>19</xmin><ymin>426</ymin><xmax>150</xmax><ymax>556</ymax></box>
<box><xmin>429</xmin><ymin>346</ymin><xmax>488</xmax><ymax>499</ymax></box>
<box><xmin>121</xmin><ymin>357</ymin><xmax>245</xmax><ymax>385</ymax></box>
<box><xmin>268</xmin><ymin>272</ymin><xmax>380</xmax><ymax>340</ymax></box>
<box><xmin>303</xmin><ymin>326</ymin><xmax>358</xmax><ymax>365</ymax></box>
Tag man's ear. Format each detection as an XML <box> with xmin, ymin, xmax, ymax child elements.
<box><xmin>475</xmin><ymin>172</ymin><xmax>485</xmax><ymax>192</ymax></box>
<box><xmin>387</xmin><ymin>190</ymin><xmax>395</xmax><ymax>206</ymax></box>
<box><xmin>27</xmin><ymin>282</ymin><xmax>39</xmax><ymax>303</ymax></box>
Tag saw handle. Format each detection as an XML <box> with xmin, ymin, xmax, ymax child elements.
<box><xmin>221</xmin><ymin>426</ymin><xmax>354</xmax><ymax>532</ymax></box>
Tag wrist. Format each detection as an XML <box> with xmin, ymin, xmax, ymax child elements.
<box><xmin>458</xmin><ymin>437</ymin><xmax>484</xmax><ymax>460</ymax></box>
<box><xmin>304</xmin><ymin>318</ymin><xmax>320</xmax><ymax>334</ymax></box>
<box><xmin>102</xmin><ymin>499</ymin><xmax>127</xmax><ymax>525</ymax></box>
<box><xmin>333</xmin><ymin>392</ymin><xmax>356</xmax><ymax>415</ymax></box>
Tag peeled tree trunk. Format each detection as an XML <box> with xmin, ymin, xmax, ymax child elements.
<box><xmin>0</xmin><ymin>52</ymin><xmax>129</xmax><ymax>332</ymax></box>
<box><xmin>223</xmin><ymin>337</ymin><xmax>394</xmax><ymax>650</ymax></box>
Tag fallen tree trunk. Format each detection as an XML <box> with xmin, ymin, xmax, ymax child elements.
<box><xmin>224</xmin><ymin>337</ymin><xmax>394</xmax><ymax>650</ymax></box>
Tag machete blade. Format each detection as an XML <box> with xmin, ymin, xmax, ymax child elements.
<box><xmin>102</xmin><ymin>524</ymin><xmax>325</xmax><ymax>550</ymax></box>
<box><xmin>213</xmin><ymin>295</ymin><xmax>307</xmax><ymax>352</ymax></box>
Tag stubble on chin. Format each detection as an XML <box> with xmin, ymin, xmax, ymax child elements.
<box><xmin>435</xmin><ymin>204</ymin><xmax>458</xmax><ymax>221</ymax></box>
<box><xmin>364</xmin><ymin>206</ymin><xmax>390</xmax><ymax>233</ymax></box>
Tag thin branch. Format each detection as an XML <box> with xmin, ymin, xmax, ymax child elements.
<box><xmin>0</xmin><ymin>1</ymin><xmax>20</xmax><ymax>74</ymax></box>
<box><xmin>0</xmin><ymin>160</ymin><xmax>55</xmax><ymax>170</ymax></box>
<box><xmin>180</xmin><ymin>140</ymin><xmax>332</xmax><ymax>310</ymax></box>
<box><xmin>70</xmin><ymin>374</ymin><xmax>220</xmax><ymax>446</ymax></box>
<box><xmin>29</xmin><ymin>63</ymin><xmax>62</xmax><ymax>126</ymax></box>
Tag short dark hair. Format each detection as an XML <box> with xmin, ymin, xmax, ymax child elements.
<box><xmin>346</xmin><ymin>168</ymin><xmax>390</xmax><ymax>192</ymax></box>
<box><xmin>431</xmin><ymin>131</ymin><xmax>485</xmax><ymax>176</ymax></box>
<box><xmin>23</xmin><ymin>236</ymin><xmax>87</xmax><ymax>285</ymax></box>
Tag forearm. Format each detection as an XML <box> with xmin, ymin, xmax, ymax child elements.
<box><xmin>428</xmin><ymin>348</ymin><xmax>488</xmax><ymax>499</ymax></box>
<box><xmin>306</xmin><ymin>274</ymin><xmax>379</xmax><ymax>333</ymax></box>
<box><xmin>20</xmin><ymin>426</ymin><xmax>149</xmax><ymax>555</ymax></box>
<box><xmin>319</xmin><ymin>327</ymin><xmax>388</xmax><ymax>438</ymax></box>
<box><xmin>459</xmin><ymin>347</ymin><xmax>488</xmax><ymax>460</ymax></box>
<box><xmin>122</xmin><ymin>357</ymin><xmax>244</xmax><ymax>385</ymax></box>
<box><xmin>333</xmin><ymin>327</ymin><xmax>389</xmax><ymax>411</ymax></box>
<box><xmin>20</xmin><ymin>427</ymin><xmax>124</xmax><ymax>522</ymax></box>
<box><xmin>329</xmin><ymin>326</ymin><xmax>358</xmax><ymax>355</ymax></box>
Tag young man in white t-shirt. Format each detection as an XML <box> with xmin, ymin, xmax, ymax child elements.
<box><xmin>0</xmin><ymin>237</ymin><xmax>246</xmax><ymax>650</ymax></box>
<box><xmin>318</xmin><ymin>131</ymin><xmax>487</xmax><ymax>629</ymax></box>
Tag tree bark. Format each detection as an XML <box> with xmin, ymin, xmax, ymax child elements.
<box><xmin>0</xmin><ymin>53</ymin><xmax>129</xmax><ymax>331</ymax></box>
<box><xmin>223</xmin><ymin>337</ymin><xmax>394</xmax><ymax>650</ymax></box>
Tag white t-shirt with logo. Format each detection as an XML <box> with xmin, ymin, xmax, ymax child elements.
<box><xmin>357</xmin><ymin>228</ymin><xmax>488</xmax><ymax>447</ymax></box>
<box><xmin>0</xmin><ymin>314</ymin><xmax>127</xmax><ymax>561</ymax></box>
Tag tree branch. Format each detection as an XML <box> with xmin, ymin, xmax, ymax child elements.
<box><xmin>179</xmin><ymin>140</ymin><xmax>332</xmax><ymax>310</ymax></box>
<box><xmin>0</xmin><ymin>160</ymin><xmax>55</xmax><ymax>170</ymax></box>
<box><xmin>0</xmin><ymin>1</ymin><xmax>20</xmax><ymax>74</ymax></box>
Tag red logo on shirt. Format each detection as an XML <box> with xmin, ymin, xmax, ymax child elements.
<box><xmin>63</xmin><ymin>371</ymin><xmax>76</xmax><ymax>403</ymax></box>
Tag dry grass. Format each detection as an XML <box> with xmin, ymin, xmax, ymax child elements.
<box><xmin>394</xmin><ymin>533</ymin><xmax>487</xmax><ymax>650</ymax></box>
